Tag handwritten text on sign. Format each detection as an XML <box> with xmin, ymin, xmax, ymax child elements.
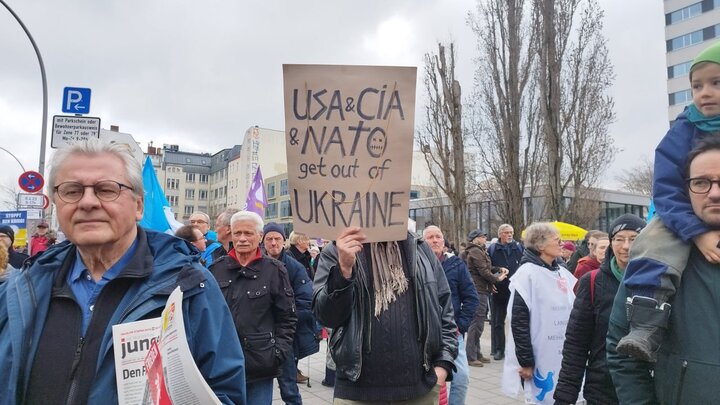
<box><xmin>283</xmin><ymin>65</ymin><xmax>416</xmax><ymax>242</ymax></box>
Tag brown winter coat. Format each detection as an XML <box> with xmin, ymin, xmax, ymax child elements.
<box><xmin>461</xmin><ymin>243</ymin><xmax>500</xmax><ymax>293</ymax></box>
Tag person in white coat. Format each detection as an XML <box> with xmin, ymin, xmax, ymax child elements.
<box><xmin>502</xmin><ymin>222</ymin><xmax>577</xmax><ymax>404</ymax></box>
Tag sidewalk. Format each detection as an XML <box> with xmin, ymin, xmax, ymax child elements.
<box><xmin>272</xmin><ymin>331</ymin><xmax>524</xmax><ymax>404</ymax></box>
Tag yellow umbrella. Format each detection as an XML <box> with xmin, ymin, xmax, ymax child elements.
<box><xmin>520</xmin><ymin>221</ymin><xmax>588</xmax><ymax>241</ymax></box>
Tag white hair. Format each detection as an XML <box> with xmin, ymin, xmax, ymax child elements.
<box><xmin>230</xmin><ymin>211</ymin><xmax>264</xmax><ymax>233</ymax></box>
<box><xmin>48</xmin><ymin>139</ymin><xmax>143</xmax><ymax>200</ymax></box>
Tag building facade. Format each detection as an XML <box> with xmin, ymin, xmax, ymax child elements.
<box><xmin>665</xmin><ymin>0</ymin><xmax>720</xmax><ymax>120</ymax></box>
<box><xmin>409</xmin><ymin>187</ymin><xmax>649</xmax><ymax>240</ymax></box>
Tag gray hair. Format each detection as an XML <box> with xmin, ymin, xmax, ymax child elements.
<box><xmin>497</xmin><ymin>223</ymin><xmax>514</xmax><ymax>236</ymax></box>
<box><xmin>422</xmin><ymin>225</ymin><xmax>442</xmax><ymax>238</ymax></box>
<box><xmin>190</xmin><ymin>211</ymin><xmax>210</xmax><ymax>223</ymax></box>
<box><xmin>523</xmin><ymin>222</ymin><xmax>559</xmax><ymax>251</ymax></box>
<box><xmin>48</xmin><ymin>139</ymin><xmax>143</xmax><ymax>200</ymax></box>
<box><xmin>216</xmin><ymin>207</ymin><xmax>240</xmax><ymax>227</ymax></box>
<box><xmin>230</xmin><ymin>210</ymin><xmax>264</xmax><ymax>233</ymax></box>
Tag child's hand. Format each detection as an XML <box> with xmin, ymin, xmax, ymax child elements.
<box><xmin>693</xmin><ymin>231</ymin><xmax>720</xmax><ymax>264</ymax></box>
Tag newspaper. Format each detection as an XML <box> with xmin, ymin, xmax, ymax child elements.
<box><xmin>112</xmin><ymin>287</ymin><xmax>221</xmax><ymax>405</ymax></box>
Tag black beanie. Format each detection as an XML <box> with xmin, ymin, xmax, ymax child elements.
<box><xmin>0</xmin><ymin>225</ymin><xmax>14</xmax><ymax>245</ymax></box>
<box><xmin>609</xmin><ymin>214</ymin><xmax>646</xmax><ymax>239</ymax></box>
<box><xmin>262</xmin><ymin>222</ymin><xmax>286</xmax><ymax>241</ymax></box>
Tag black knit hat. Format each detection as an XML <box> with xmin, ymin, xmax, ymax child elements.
<box><xmin>0</xmin><ymin>225</ymin><xmax>14</xmax><ymax>244</ymax></box>
<box><xmin>609</xmin><ymin>214</ymin><xmax>646</xmax><ymax>240</ymax></box>
<box><xmin>262</xmin><ymin>222</ymin><xmax>286</xmax><ymax>241</ymax></box>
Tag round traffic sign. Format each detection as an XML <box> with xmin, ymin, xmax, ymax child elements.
<box><xmin>42</xmin><ymin>194</ymin><xmax>50</xmax><ymax>209</ymax></box>
<box><xmin>18</xmin><ymin>171</ymin><xmax>44</xmax><ymax>193</ymax></box>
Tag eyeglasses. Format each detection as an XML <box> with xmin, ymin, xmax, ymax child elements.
<box><xmin>54</xmin><ymin>180</ymin><xmax>134</xmax><ymax>203</ymax></box>
<box><xmin>190</xmin><ymin>220</ymin><xmax>208</xmax><ymax>224</ymax></box>
<box><xmin>612</xmin><ymin>237</ymin><xmax>637</xmax><ymax>245</ymax></box>
<box><xmin>687</xmin><ymin>178</ymin><xmax>720</xmax><ymax>194</ymax></box>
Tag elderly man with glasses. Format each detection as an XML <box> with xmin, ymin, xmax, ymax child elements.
<box><xmin>0</xmin><ymin>140</ymin><xmax>246</xmax><ymax>404</ymax></box>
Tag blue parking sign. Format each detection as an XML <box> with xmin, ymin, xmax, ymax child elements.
<box><xmin>62</xmin><ymin>87</ymin><xmax>92</xmax><ymax>114</ymax></box>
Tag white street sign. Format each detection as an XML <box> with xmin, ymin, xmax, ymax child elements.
<box><xmin>18</xmin><ymin>193</ymin><xmax>44</xmax><ymax>208</ymax></box>
<box><xmin>51</xmin><ymin>115</ymin><xmax>101</xmax><ymax>148</ymax></box>
<box><xmin>24</xmin><ymin>209</ymin><xmax>42</xmax><ymax>219</ymax></box>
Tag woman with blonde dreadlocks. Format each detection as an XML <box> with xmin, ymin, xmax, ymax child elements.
<box><xmin>312</xmin><ymin>227</ymin><xmax>458</xmax><ymax>404</ymax></box>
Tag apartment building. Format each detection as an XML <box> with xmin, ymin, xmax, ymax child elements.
<box><xmin>665</xmin><ymin>0</ymin><xmax>720</xmax><ymax>120</ymax></box>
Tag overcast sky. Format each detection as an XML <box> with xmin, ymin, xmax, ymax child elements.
<box><xmin>0</xmin><ymin>0</ymin><xmax>667</xmax><ymax>194</ymax></box>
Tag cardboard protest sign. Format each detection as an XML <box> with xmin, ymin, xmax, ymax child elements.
<box><xmin>283</xmin><ymin>65</ymin><xmax>416</xmax><ymax>242</ymax></box>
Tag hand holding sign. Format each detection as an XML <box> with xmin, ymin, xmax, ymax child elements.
<box><xmin>336</xmin><ymin>227</ymin><xmax>367</xmax><ymax>279</ymax></box>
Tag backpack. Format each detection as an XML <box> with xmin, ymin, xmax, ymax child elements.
<box><xmin>589</xmin><ymin>269</ymin><xmax>599</xmax><ymax>305</ymax></box>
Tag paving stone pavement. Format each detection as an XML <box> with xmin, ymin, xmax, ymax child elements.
<box><xmin>272</xmin><ymin>329</ymin><xmax>526</xmax><ymax>404</ymax></box>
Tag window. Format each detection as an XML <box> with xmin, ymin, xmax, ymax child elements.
<box><xmin>266</xmin><ymin>202</ymin><xmax>278</xmax><ymax>219</ymax></box>
<box><xmin>166</xmin><ymin>178</ymin><xmax>179</xmax><ymax>190</ymax></box>
<box><xmin>186</xmin><ymin>173</ymin><xmax>195</xmax><ymax>183</ymax></box>
<box><xmin>410</xmin><ymin>190</ymin><xmax>420</xmax><ymax>199</ymax></box>
<box><xmin>199</xmin><ymin>174</ymin><xmax>209</xmax><ymax>184</ymax></box>
<box><xmin>668</xmin><ymin>61</ymin><xmax>693</xmax><ymax>79</ymax></box>
<box><xmin>667</xmin><ymin>28</ymin><xmax>705</xmax><ymax>51</ymax></box>
<box><xmin>185</xmin><ymin>189</ymin><xmax>195</xmax><ymax>200</ymax></box>
<box><xmin>184</xmin><ymin>205</ymin><xmax>193</xmax><ymax>216</ymax></box>
<box><xmin>280</xmin><ymin>200</ymin><xmax>292</xmax><ymax>217</ymax></box>
<box><xmin>166</xmin><ymin>195</ymin><xmax>178</xmax><ymax>206</ymax></box>
<box><xmin>199</xmin><ymin>190</ymin><xmax>207</xmax><ymax>200</ymax></box>
<box><xmin>267</xmin><ymin>182</ymin><xmax>276</xmax><ymax>198</ymax></box>
<box><xmin>669</xmin><ymin>89</ymin><xmax>692</xmax><ymax>105</ymax></box>
<box><xmin>666</xmin><ymin>2</ymin><xmax>702</xmax><ymax>25</ymax></box>
<box><xmin>280</xmin><ymin>179</ymin><xmax>289</xmax><ymax>196</ymax></box>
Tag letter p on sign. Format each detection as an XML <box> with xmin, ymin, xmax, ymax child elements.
<box><xmin>62</xmin><ymin>87</ymin><xmax>92</xmax><ymax>114</ymax></box>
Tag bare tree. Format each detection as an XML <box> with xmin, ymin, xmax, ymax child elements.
<box><xmin>467</xmin><ymin>0</ymin><xmax>543</xmax><ymax>232</ymax></box>
<box><xmin>615</xmin><ymin>157</ymin><xmax>653</xmax><ymax>196</ymax></box>
<box><xmin>419</xmin><ymin>43</ymin><xmax>468</xmax><ymax>245</ymax></box>
<box><xmin>0</xmin><ymin>183</ymin><xmax>20</xmax><ymax>211</ymax></box>
<box><xmin>536</xmin><ymin>0</ymin><xmax>617</xmax><ymax>223</ymax></box>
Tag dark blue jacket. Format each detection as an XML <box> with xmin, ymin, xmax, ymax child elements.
<box><xmin>654</xmin><ymin>109</ymin><xmax>710</xmax><ymax>242</ymax></box>
<box><xmin>489</xmin><ymin>240</ymin><xmax>524</xmax><ymax>292</ymax></box>
<box><xmin>441</xmin><ymin>254</ymin><xmax>480</xmax><ymax>334</ymax></box>
<box><xmin>0</xmin><ymin>228</ymin><xmax>246</xmax><ymax>405</ymax></box>
<box><xmin>278</xmin><ymin>249</ymin><xmax>320</xmax><ymax>360</ymax></box>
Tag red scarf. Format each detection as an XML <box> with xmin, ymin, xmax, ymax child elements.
<box><xmin>228</xmin><ymin>247</ymin><xmax>262</xmax><ymax>266</ymax></box>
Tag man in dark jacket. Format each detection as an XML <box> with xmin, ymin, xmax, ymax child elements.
<box><xmin>262</xmin><ymin>222</ymin><xmax>319</xmax><ymax>405</ymax></box>
<box><xmin>0</xmin><ymin>226</ymin><xmax>28</xmax><ymax>269</ymax></box>
<box><xmin>607</xmin><ymin>140</ymin><xmax>720</xmax><ymax>404</ymax></box>
<box><xmin>423</xmin><ymin>225</ymin><xmax>479</xmax><ymax>405</ymax></box>
<box><xmin>210</xmin><ymin>211</ymin><xmax>297</xmax><ymax>405</ymax></box>
<box><xmin>488</xmin><ymin>224</ymin><xmax>524</xmax><ymax>360</ymax></box>
<box><xmin>555</xmin><ymin>214</ymin><xmax>645</xmax><ymax>405</ymax></box>
<box><xmin>288</xmin><ymin>231</ymin><xmax>314</xmax><ymax>280</ymax></box>
<box><xmin>313</xmin><ymin>227</ymin><xmax>458</xmax><ymax>403</ymax></box>
<box><xmin>461</xmin><ymin>229</ymin><xmax>508</xmax><ymax>367</ymax></box>
<box><xmin>0</xmin><ymin>141</ymin><xmax>246</xmax><ymax>404</ymax></box>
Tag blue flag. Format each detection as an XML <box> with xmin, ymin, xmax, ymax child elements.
<box><xmin>139</xmin><ymin>156</ymin><xmax>179</xmax><ymax>233</ymax></box>
<box><xmin>647</xmin><ymin>199</ymin><xmax>655</xmax><ymax>222</ymax></box>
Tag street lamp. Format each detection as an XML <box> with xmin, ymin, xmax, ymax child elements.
<box><xmin>0</xmin><ymin>0</ymin><xmax>48</xmax><ymax>178</ymax></box>
<box><xmin>0</xmin><ymin>147</ymin><xmax>27</xmax><ymax>173</ymax></box>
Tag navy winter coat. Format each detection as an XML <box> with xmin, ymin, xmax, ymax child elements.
<box><xmin>278</xmin><ymin>249</ymin><xmax>320</xmax><ymax>360</ymax></box>
<box><xmin>441</xmin><ymin>254</ymin><xmax>480</xmax><ymax>334</ymax></box>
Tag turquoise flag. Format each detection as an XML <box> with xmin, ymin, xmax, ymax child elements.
<box><xmin>139</xmin><ymin>156</ymin><xmax>174</xmax><ymax>233</ymax></box>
